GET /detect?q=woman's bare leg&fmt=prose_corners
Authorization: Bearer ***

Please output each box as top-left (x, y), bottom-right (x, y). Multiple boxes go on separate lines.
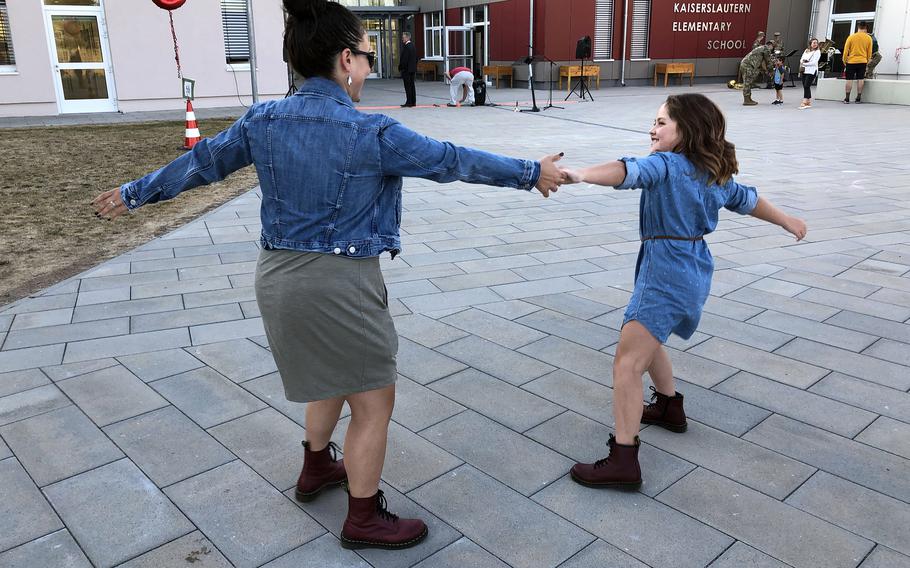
top-left (613, 321), bottom-right (662, 445)
top-left (305, 397), bottom-right (345, 450)
top-left (343, 384), bottom-right (396, 497)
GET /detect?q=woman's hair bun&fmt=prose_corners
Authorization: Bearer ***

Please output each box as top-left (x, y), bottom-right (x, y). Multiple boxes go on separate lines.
top-left (284, 0), bottom-right (328, 20)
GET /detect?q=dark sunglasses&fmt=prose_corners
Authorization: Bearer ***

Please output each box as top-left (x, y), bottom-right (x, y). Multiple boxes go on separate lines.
top-left (351, 49), bottom-right (376, 68)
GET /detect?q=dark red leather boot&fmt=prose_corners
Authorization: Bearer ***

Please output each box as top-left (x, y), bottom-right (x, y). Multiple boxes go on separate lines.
top-left (570, 434), bottom-right (642, 489)
top-left (641, 386), bottom-right (687, 432)
top-left (294, 441), bottom-right (347, 502)
top-left (340, 490), bottom-right (429, 550)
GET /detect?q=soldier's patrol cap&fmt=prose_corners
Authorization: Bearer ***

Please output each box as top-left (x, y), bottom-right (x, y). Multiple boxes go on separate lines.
top-left (773, 32), bottom-right (781, 36)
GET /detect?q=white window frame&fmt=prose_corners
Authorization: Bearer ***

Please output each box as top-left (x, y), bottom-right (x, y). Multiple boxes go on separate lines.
top-left (423, 11), bottom-right (443, 60)
top-left (0, 0), bottom-right (16, 73)
top-left (593, 0), bottom-right (614, 61)
top-left (221, 0), bottom-right (250, 68)
top-left (630, 0), bottom-right (651, 60)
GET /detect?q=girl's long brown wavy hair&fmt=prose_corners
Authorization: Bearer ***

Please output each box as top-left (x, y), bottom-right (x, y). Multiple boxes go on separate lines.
top-left (665, 93), bottom-right (738, 186)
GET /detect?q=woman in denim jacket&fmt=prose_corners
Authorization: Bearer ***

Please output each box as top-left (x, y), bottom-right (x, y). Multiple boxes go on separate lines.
top-left (92, 0), bottom-right (564, 551)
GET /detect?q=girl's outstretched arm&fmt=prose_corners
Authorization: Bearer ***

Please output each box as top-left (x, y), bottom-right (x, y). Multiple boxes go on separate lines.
top-left (562, 161), bottom-right (627, 187)
top-left (749, 197), bottom-right (807, 241)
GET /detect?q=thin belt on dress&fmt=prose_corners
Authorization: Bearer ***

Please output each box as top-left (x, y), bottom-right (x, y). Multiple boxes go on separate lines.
top-left (641, 235), bottom-right (704, 242)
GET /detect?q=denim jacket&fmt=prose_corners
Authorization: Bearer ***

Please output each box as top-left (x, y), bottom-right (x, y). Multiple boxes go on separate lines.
top-left (120, 77), bottom-right (541, 258)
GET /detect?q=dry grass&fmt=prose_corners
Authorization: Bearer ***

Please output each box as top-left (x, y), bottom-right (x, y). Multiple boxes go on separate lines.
top-left (0, 119), bottom-right (259, 306)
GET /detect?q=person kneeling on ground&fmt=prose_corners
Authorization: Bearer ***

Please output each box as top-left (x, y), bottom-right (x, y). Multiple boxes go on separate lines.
top-left (445, 65), bottom-right (475, 107)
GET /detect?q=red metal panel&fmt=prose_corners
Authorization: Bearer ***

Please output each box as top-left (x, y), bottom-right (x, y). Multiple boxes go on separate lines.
top-left (648, 1), bottom-right (771, 59)
top-left (489, 0), bottom-right (530, 61)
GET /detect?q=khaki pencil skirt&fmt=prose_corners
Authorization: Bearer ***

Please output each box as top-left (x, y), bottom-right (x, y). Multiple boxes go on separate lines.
top-left (254, 248), bottom-right (398, 402)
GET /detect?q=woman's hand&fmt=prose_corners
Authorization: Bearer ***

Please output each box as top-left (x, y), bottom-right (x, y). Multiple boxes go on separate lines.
top-left (560, 168), bottom-right (584, 184)
top-left (92, 188), bottom-right (129, 221)
top-left (535, 153), bottom-right (565, 198)
top-left (783, 216), bottom-right (807, 241)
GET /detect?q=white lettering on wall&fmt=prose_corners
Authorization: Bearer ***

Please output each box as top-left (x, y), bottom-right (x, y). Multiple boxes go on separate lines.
top-left (706, 39), bottom-right (747, 49)
top-left (673, 2), bottom-right (752, 13)
top-left (672, 21), bottom-right (734, 32)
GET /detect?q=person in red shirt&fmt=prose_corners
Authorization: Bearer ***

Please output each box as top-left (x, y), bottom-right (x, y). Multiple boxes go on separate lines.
top-left (445, 65), bottom-right (475, 106)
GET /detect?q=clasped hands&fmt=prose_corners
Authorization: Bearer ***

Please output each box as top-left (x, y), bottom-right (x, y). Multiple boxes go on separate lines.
top-left (534, 153), bottom-right (583, 198)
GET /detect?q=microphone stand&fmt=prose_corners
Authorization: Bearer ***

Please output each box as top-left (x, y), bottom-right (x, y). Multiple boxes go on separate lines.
top-left (541, 55), bottom-right (562, 111)
top-left (520, 55), bottom-right (541, 113)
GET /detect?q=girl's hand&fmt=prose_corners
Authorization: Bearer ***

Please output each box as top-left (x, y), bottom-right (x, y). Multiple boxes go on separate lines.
top-left (560, 168), bottom-right (584, 184)
top-left (784, 216), bottom-right (807, 241)
top-left (535, 153), bottom-right (565, 198)
top-left (92, 188), bottom-right (129, 221)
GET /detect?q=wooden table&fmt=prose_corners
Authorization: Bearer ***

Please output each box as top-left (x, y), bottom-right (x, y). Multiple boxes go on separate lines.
top-left (558, 65), bottom-right (600, 91)
top-left (482, 65), bottom-right (513, 88)
top-left (417, 61), bottom-right (438, 81)
top-left (653, 62), bottom-right (695, 87)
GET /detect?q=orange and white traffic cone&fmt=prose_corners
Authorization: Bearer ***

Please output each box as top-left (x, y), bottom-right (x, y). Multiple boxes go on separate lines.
top-left (182, 99), bottom-right (201, 150)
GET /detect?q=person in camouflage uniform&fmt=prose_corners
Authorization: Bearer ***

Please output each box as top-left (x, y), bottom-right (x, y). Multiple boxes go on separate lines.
top-left (752, 31), bottom-right (766, 49)
top-left (740, 42), bottom-right (772, 105)
top-left (866, 32), bottom-right (881, 78)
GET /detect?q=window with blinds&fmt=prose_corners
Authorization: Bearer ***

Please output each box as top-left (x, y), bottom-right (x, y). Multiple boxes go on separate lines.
top-left (594, 0), bottom-right (613, 60)
top-left (0, 1), bottom-right (15, 68)
top-left (221, 0), bottom-right (249, 64)
top-left (630, 0), bottom-right (650, 59)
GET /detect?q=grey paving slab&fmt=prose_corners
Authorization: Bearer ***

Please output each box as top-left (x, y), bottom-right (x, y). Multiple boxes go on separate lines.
top-left (798, 288), bottom-right (910, 322)
top-left (786, 471), bottom-right (910, 556)
top-left (0, 458), bottom-right (63, 553)
top-left (44, 459), bottom-right (193, 568)
top-left (392, 314), bottom-right (469, 348)
top-left (396, 337), bottom-right (468, 385)
top-left (63, 329), bottom-right (191, 364)
top-left (0, 437), bottom-right (9, 460)
top-left (748, 310), bottom-right (878, 352)
top-left (688, 337), bottom-right (827, 389)
top-left (187, 338), bottom-right (277, 383)
top-left (671, 379), bottom-right (771, 436)
top-left (642, 420), bottom-right (815, 499)
top-left (117, 348), bottom-right (204, 382)
top-left (490, 276), bottom-right (590, 301)
top-left (40, 358), bottom-right (118, 381)
top-left (164, 460), bottom-right (323, 568)
top-left (860, 546), bottom-right (910, 568)
top-left (183, 285), bottom-right (257, 308)
top-left (715, 372), bottom-right (877, 437)
top-left (208, 408), bottom-right (306, 492)
top-left (696, 312), bottom-right (794, 351)
top-left (0, 314), bottom-right (13, 332)
top-left (242, 372), bottom-right (314, 428)
top-left (131, 304), bottom-right (244, 333)
top-left (412, 537), bottom-right (509, 568)
top-left (708, 541), bottom-right (790, 568)
top-left (401, 287), bottom-right (506, 314)
top-left (522, 370), bottom-right (614, 426)
top-left (262, 533), bottom-right (370, 568)
top-left (71, 296), bottom-right (183, 323)
top-left (189, 317), bottom-right (265, 345)
top-left (150, 367), bottom-right (267, 428)
top-left (524, 292), bottom-right (614, 321)
top-left (0, 405), bottom-right (122, 487)
top-left (0, 344), bottom-right (65, 374)
top-left (0, 529), bottom-right (91, 568)
top-left (863, 337), bottom-right (910, 366)
top-left (130, 253), bottom-right (221, 273)
top-left (440, 308), bottom-right (547, 349)
top-left (422, 411), bottom-right (574, 496)
top-left (725, 287), bottom-right (841, 321)
top-left (10, 308), bottom-right (73, 331)
top-left (744, 414), bottom-right (910, 503)
top-left (74, 287), bottom-right (131, 307)
top-left (516, 309), bottom-right (617, 350)
top-left (2, 294), bottom-right (77, 315)
top-left (855, 416), bottom-right (910, 460)
top-left (660, 468), bottom-right (873, 568)
top-left (476, 299), bottom-right (543, 320)
top-left (392, 375), bottom-right (465, 432)
top-left (292, 479), bottom-right (461, 568)
top-left (3, 317), bottom-right (129, 351)
top-left (331, 418), bottom-right (462, 493)
top-left (103, 406), bottom-right (234, 487)
top-left (776, 338), bottom-right (910, 391)
top-left (436, 335), bottom-right (556, 386)
top-left (130, 276), bottom-right (233, 300)
top-left (0, 368), bottom-right (49, 398)
top-left (118, 531), bottom-right (232, 568)
top-left (57, 365), bottom-right (168, 427)
top-left (558, 539), bottom-right (650, 568)
top-left (535, 475), bottom-right (730, 568)
top-left (809, 373), bottom-right (910, 423)
top-left (412, 464), bottom-right (594, 568)
top-left (0, 384), bottom-right (70, 426)
top-left (431, 369), bottom-right (563, 432)
top-left (518, 336), bottom-right (614, 386)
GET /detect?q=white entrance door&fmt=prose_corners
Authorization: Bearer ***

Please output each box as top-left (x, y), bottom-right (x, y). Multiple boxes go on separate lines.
top-left (43, 5), bottom-right (117, 113)
top-left (367, 30), bottom-right (382, 79)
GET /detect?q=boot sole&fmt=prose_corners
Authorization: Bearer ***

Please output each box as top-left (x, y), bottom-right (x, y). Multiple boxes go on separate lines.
top-left (640, 418), bottom-right (688, 433)
top-left (340, 526), bottom-right (429, 550)
top-left (294, 478), bottom-right (347, 503)
top-left (570, 471), bottom-right (641, 490)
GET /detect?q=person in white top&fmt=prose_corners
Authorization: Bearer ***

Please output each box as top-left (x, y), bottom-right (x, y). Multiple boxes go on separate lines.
top-left (799, 38), bottom-right (822, 109)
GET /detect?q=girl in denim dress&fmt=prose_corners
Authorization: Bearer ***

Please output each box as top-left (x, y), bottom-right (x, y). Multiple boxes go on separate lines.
top-left (561, 94), bottom-right (807, 489)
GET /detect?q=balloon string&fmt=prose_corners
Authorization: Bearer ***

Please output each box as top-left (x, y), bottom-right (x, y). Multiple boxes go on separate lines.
top-left (169, 11), bottom-right (182, 79)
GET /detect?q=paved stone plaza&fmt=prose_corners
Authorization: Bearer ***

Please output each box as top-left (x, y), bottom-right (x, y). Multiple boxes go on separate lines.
top-left (1, 80), bottom-right (909, 568)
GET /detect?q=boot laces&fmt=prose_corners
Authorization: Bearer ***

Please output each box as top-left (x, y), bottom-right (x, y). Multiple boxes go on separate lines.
top-left (644, 386), bottom-right (663, 412)
top-left (593, 435), bottom-right (616, 468)
top-left (376, 490), bottom-right (399, 522)
top-left (326, 441), bottom-right (341, 462)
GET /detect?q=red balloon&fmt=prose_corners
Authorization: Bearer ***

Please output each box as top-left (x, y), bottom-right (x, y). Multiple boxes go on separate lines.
top-left (153, 0), bottom-right (186, 10)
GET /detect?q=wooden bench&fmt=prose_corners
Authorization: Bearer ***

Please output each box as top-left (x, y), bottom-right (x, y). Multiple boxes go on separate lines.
top-left (417, 61), bottom-right (438, 81)
top-left (558, 65), bottom-right (600, 91)
top-left (653, 62), bottom-right (695, 86)
top-left (482, 65), bottom-right (513, 88)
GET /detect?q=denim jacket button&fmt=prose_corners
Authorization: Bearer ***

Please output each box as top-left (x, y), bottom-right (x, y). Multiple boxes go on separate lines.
top-left (333, 247), bottom-right (342, 255)
top-left (129, 199), bottom-right (137, 206)
top-left (348, 246), bottom-right (357, 254)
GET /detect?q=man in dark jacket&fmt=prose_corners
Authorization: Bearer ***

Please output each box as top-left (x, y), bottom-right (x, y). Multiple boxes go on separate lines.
top-left (399, 32), bottom-right (417, 107)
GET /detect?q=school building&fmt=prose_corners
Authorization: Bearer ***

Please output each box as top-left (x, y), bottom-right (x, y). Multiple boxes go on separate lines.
top-left (1, 0), bottom-right (907, 117)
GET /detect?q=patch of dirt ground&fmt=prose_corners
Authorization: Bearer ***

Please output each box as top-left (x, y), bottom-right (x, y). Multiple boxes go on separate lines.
top-left (0, 119), bottom-right (259, 307)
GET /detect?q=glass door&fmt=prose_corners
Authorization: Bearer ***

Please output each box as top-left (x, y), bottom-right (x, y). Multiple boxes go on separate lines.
top-left (445, 26), bottom-right (473, 76)
top-left (43, 4), bottom-right (117, 113)
top-left (367, 30), bottom-right (382, 78)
